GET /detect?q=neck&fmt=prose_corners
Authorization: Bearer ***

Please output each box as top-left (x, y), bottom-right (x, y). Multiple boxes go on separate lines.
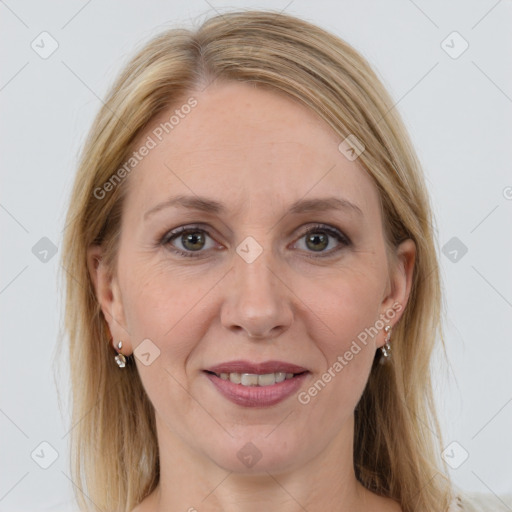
top-left (145, 414), bottom-right (373, 512)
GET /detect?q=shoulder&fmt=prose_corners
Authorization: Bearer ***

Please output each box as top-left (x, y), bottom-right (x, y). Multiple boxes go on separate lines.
top-left (450, 488), bottom-right (512, 512)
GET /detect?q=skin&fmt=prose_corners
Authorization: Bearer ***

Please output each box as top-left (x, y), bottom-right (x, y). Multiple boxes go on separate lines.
top-left (88, 80), bottom-right (415, 512)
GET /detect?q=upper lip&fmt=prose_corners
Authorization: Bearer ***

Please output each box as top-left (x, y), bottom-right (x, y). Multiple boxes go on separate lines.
top-left (205, 360), bottom-right (309, 375)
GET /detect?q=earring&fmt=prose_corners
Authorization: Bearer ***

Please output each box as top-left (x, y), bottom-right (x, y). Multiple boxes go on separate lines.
top-left (114, 340), bottom-right (127, 368)
top-left (379, 325), bottom-right (392, 364)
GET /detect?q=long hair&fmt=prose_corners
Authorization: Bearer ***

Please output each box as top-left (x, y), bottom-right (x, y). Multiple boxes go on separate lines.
top-left (58, 9), bottom-right (453, 511)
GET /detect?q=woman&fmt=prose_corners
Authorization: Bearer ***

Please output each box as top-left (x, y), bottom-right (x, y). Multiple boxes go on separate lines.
top-left (60, 9), bottom-right (511, 512)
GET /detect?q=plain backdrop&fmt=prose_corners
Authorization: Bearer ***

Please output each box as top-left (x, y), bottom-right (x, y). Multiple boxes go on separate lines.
top-left (1, 1), bottom-right (511, 510)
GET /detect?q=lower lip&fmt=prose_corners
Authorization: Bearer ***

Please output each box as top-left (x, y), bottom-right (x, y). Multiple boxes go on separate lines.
top-left (204, 371), bottom-right (309, 407)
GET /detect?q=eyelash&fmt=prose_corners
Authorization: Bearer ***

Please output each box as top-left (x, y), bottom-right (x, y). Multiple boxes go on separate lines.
top-left (159, 223), bottom-right (351, 259)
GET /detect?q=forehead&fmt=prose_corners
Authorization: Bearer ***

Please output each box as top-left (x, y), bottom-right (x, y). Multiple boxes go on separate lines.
top-left (124, 81), bottom-right (380, 221)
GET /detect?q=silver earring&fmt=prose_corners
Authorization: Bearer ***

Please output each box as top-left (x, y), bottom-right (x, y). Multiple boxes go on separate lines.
top-left (114, 340), bottom-right (127, 368)
top-left (379, 325), bottom-right (392, 364)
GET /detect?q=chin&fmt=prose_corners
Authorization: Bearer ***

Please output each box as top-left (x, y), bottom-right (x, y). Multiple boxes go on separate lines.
top-left (204, 430), bottom-right (306, 474)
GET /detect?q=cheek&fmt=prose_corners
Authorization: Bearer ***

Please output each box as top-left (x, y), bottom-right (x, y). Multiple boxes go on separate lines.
top-left (120, 259), bottom-right (216, 366)
top-left (120, 264), bottom-right (208, 416)
top-left (300, 265), bottom-right (384, 352)
top-left (295, 293), bottom-right (380, 437)
top-left (121, 251), bottom-right (184, 329)
top-left (294, 266), bottom-right (384, 406)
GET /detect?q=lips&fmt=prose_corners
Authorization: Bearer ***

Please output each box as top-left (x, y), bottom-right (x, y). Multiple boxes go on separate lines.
top-left (204, 360), bottom-right (308, 375)
top-left (203, 360), bottom-right (310, 407)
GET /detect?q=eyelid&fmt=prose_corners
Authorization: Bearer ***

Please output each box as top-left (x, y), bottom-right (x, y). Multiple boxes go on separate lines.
top-left (160, 223), bottom-right (214, 245)
top-left (295, 224), bottom-right (351, 246)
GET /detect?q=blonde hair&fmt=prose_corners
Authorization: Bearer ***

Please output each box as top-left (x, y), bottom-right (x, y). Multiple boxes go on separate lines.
top-left (59, 9), bottom-right (453, 512)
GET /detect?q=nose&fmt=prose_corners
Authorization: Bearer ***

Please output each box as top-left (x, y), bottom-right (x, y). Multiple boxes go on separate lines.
top-left (220, 248), bottom-right (294, 340)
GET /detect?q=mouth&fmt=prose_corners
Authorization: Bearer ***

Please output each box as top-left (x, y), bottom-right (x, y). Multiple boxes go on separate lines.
top-left (202, 360), bottom-right (310, 407)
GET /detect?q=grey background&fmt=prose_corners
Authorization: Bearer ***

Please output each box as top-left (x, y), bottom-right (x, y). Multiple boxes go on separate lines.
top-left (1, 1), bottom-right (511, 510)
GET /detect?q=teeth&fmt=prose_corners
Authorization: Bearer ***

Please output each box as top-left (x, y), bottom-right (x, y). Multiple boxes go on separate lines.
top-left (241, 374), bottom-right (259, 386)
top-left (229, 373), bottom-right (241, 384)
top-left (257, 373), bottom-right (275, 386)
top-left (217, 372), bottom-right (298, 386)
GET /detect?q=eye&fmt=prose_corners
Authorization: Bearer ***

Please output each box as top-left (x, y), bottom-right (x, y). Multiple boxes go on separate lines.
top-left (161, 225), bottom-right (218, 258)
top-left (293, 224), bottom-right (351, 257)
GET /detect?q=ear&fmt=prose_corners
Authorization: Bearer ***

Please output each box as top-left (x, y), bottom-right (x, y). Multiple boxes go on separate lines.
top-left (87, 244), bottom-right (133, 355)
top-left (378, 238), bottom-right (416, 347)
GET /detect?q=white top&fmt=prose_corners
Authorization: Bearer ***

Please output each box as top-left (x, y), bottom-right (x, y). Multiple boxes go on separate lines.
top-left (450, 488), bottom-right (512, 511)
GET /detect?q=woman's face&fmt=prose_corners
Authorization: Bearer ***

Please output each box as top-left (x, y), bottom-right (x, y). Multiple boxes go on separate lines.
top-left (91, 80), bottom-right (415, 474)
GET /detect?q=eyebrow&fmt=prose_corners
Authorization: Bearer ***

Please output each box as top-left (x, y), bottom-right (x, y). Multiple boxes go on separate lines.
top-left (143, 194), bottom-right (364, 220)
